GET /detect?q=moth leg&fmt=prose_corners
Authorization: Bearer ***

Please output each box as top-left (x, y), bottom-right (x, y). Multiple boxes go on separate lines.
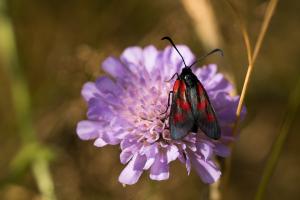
top-left (165, 73), bottom-right (179, 82)
top-left (161, 91), bottom-right (173, 115)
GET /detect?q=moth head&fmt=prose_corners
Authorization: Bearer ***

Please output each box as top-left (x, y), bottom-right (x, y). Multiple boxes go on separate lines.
top-left (181, 68), bottom-right (197, 87)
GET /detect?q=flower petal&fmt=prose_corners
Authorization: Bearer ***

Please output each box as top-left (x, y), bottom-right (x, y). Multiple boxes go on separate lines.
top-left (160, 45), bottom-right (195, 79)
top-left (120, 149), bottom-right (134, 164)
top-left (118, 154), bottom-right (146, 185)
top-left (195, 64), bottom-right (217, 82)
top-left (216, 97), bottom-right (240, 123)
top-left (167, 145), bottom-right (179, 163)
top-left (189, 152), bottom-right (221, 184)
top-left (76, 120), bottom-right (102, 140)
top-left (214, 143), bottom-right (230, 157)
top-left (197, 141), bottom-right (214, 161)
top-left (120, 46), bottom-right (143, 75)
top-left (186, 154), bottom-right (191, 175)
top-left (81, 82), bottom-right (100, 101)
top-left (102, 57), bottom-right (129, 79)
top-left (173, 45), bottom-right (195, 67)
top-left (133, 154), bottom-right (147, 171)
top-left (120, 136), bottom-right (137, 150)
top-left (143, 144), bottom-right (158, 170)
top-left (94, 137), bottom-right (107, 147)
top-left (95, 76), bottom-right (121, 96)
top-left (120, 138), bottom-right (143, 164)
top-left (143, 45), bottom-right (158, 74)
top-left (205, 73), bottom-right (232, 93)
top-left (101, 131), bottom-right (121, 145)
top-left (150, 153), bottom-right (169, 181)
top-left (87, 98), bottom-right (114, 121)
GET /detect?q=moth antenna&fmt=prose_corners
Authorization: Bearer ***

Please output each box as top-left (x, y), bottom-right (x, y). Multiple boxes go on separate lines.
top-left (161, 36), bottom-right (188, 68)
top-left (165, 73), bottom-right (179, 82)
top-left (189, 48), bottom-right (223, 68)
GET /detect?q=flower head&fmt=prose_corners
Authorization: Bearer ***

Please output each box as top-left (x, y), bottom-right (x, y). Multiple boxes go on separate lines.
top-left (76, 45), bottom-right (245, 185)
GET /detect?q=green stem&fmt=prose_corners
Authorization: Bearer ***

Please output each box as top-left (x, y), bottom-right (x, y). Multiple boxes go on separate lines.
top-left (0, 1), bottom-right (56, 199)
top-left (32, 157), bottom-right (56, 200)
top-left (254, 78), bottom-right (300, 200)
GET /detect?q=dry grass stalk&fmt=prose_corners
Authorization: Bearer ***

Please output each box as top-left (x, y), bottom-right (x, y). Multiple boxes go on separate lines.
top-left (181, 0), bottom-right (222, 50)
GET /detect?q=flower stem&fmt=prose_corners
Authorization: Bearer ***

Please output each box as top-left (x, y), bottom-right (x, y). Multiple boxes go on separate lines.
top-left (209, 181), bottom-right (221, 200)
top-left (0, 1), bottom-right (56, 199)
top-left (254, 78), bottom-right (300, 200)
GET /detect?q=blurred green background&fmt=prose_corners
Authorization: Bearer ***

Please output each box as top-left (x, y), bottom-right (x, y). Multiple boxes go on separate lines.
top-left (0, 0), bottom-right (299, 199)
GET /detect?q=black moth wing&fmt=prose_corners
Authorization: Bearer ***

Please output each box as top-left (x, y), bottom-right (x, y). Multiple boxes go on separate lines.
top-left (194, 81), bottom-right (221, 140)
top-left (169, 80), bottom-right (194, 140)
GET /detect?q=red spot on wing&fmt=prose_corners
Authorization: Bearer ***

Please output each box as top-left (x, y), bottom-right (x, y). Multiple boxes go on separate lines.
top-left (176, 98), bottom-right (190, 111)
top-left (197, 100), bottom-right (206, 110)
top-left (176, 99), bottom-right (191, 111)
top-left (179, 81), bottom-right (186, 97)
top-left (174, 113), bottom-right (184, 123)
top-left (173, 80), bottom-right (181, 93)
top-left (197, 83), bottom-right (204, 95)
top-left (207, 113), bottom-right (215, 122)
top-left (180, 101), bottom-right (191, 111)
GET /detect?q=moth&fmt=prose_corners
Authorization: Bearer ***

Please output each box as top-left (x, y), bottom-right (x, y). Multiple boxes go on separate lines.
top-left (162, 37), bottom-right (222, 140)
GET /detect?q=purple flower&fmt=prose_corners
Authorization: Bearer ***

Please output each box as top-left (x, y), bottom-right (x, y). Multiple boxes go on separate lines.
top-left (76, 45), bottom-right (246, 185)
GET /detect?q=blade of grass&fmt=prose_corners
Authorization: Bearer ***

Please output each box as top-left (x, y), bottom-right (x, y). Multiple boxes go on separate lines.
top-left (254, 78), bottom-right (300, 200)
top-left (220, 0), bottom-right (278, 195)
top-left (219, 0), bottom-right (253, 188)
top-left (0, 1), bottom-right (56, 199)
top-left (228, 0), bottom-right (278, 181)
top-left (181, 0), bottom-right (222, 50)
top-left (236, 0), bottom-right (278, 125)
top-left (223, 0), bottom-right (252, 65)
